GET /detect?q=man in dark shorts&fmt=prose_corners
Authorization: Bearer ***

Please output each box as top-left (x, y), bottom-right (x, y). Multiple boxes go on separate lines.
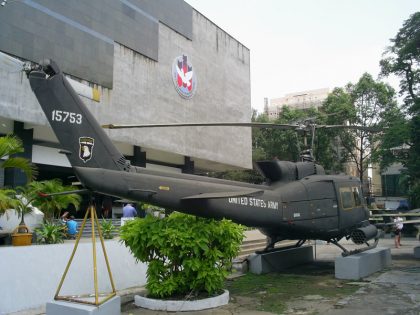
top-left (393, 216), bottom-right (403, 248)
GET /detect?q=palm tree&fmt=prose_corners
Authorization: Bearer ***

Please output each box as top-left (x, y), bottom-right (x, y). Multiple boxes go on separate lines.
top-left (0, 179), bottom-right (81, 230)
top-left (0, 134), bottom-right (37, 183)
top-left (0, 188), bottom-right (18, 217)
top-left (29, 179), bottom-right (81, 221)
top-left (0, 186), bottom-right (37, 231)
top-left (0, 134), bottom-right (37, 216)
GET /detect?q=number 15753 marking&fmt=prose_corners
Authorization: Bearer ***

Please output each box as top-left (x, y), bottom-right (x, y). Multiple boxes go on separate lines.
top-left (51, 110), bottom-right (82, 124)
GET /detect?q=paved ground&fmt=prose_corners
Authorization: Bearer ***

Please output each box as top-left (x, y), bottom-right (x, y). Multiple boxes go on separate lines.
top-left (9, 234), bottom-right (420, 315)
top-left (121, 236), bottom-right (420, 315)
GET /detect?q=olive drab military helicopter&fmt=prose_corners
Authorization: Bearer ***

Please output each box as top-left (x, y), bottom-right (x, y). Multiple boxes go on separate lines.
top-left (26, 59), bottom-right (383, 257)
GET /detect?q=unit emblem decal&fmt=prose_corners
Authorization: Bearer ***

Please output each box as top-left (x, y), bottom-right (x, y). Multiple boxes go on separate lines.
top-left (79, 137), bottom-right (94, 163)
top-left (172, 55), bottom-right (197, 99)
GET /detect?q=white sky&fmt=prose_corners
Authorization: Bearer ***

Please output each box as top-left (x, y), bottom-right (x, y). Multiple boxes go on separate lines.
top-left (185, 0), bottom-right (420, 112)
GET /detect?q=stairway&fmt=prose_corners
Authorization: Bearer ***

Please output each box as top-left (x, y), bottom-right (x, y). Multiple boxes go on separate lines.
top-left (73, 218), bottom-right (121, 238)
top-left (236, 230), bottom-right (298, 260)
top-left (237, 237), bottom-right (268, 260)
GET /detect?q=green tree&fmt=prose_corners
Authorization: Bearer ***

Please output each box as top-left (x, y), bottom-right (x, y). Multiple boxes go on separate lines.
top-left (380, 12), bottom-right (420, 206)
top-left (371, 106), bottom-right (410, 170)
top-left (253, 106), bottom-right (319, 162)
top-left (0, 134), bottom-right (37, 184)
top-left (316, 88), bottom-right (354, 173)
top-left (321, 74), bottom-right (398, 187)
top-left (380, 12), bottom-right (419, 113)
top-left (0, 188), bottom-right (18, 216)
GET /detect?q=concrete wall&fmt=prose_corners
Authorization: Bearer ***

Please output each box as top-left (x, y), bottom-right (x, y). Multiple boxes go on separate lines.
top-left (105, 16), bottom-right (252, 169)
top-left (0, 240), bottom-right (147, 314)
top-left (0, 1), bottom-right (252, 170)
top-left (0, 0), bottom-right (192, 87)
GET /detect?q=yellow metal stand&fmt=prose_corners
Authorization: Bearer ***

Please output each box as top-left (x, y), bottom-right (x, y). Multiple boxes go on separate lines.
top-left (54, 205), bottom-right (116, 306)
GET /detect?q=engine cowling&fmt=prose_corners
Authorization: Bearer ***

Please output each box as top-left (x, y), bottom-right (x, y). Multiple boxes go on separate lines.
top-left (255, 160), bottom-right (325, 184)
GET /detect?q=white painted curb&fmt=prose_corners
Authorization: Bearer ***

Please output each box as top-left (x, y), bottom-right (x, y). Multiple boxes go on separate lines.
top-left (134, 290), bottom-right (229, 311)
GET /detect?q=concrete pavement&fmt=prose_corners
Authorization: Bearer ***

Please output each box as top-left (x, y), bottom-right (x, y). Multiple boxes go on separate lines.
top-left (8, 233), bottom-right (420, 315)
top-left (121, 236), bottom-right (420, 315)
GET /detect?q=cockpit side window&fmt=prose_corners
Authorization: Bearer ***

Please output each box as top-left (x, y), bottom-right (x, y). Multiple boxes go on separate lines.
top-left (340, 187), bottom-right (353, 209)
top-left (352, 187), bottom-right (362, 206)
top-left (340, 186), bottom-right (363, 209)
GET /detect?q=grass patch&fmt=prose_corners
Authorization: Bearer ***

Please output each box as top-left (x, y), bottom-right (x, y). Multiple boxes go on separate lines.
top-left (225, 264), bottom-right (360, 314)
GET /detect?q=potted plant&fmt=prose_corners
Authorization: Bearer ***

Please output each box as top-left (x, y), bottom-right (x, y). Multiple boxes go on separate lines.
top-left (120, 211), bottom-right (244, 309)
top-left (0, 179), bottom-right (81, 246)
top-left (0, 186), bottom-right (37, 246)
top-left (0, 133), bottom-right (37, 244)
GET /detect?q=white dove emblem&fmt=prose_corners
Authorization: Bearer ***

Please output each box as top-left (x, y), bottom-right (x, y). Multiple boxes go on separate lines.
top-left (176, 65), bottom-right (193, 87)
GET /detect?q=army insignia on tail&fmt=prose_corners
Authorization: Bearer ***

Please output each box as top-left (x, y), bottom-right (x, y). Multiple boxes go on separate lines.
top-left (79, 137), bottom-right (94, 163)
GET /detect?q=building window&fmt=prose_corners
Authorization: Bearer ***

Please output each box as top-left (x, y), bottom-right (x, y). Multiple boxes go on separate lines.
top-left (381, 174), bottom-right (408, 197)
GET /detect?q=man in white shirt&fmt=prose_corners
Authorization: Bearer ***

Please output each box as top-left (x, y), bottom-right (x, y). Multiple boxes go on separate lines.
top-left (393, 216), bottom-right (404, 248)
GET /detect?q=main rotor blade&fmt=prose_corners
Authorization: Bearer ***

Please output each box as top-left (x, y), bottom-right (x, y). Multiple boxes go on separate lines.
top-left (379, 219), bottom-right (420, 226)
top-left (316, 125), bottom-right (383, 132)
top-left (102, 122), bottom-right (302, 130)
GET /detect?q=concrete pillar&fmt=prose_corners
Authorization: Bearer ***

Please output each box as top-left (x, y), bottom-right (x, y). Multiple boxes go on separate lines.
top-left (46, 296), bottom-right (120, 315)
top-left (335, 247), bottom-right (391, 280)
top-left (131, 146), bottom-right (146, 167)
top-left (248, 246), bottom-right (314, 274)
top-left (182, 156), bottom-right (194, 174)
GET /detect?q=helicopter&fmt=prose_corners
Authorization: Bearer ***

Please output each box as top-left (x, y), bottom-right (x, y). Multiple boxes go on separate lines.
top-left (26, 59), bottom-right (387, 257)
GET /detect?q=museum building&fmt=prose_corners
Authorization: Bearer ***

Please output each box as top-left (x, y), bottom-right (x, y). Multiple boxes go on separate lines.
top-left (0, 0), bottom-right (252, 188)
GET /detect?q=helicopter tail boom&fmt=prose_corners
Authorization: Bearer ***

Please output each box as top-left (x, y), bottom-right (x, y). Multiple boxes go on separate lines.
top-left (27, 60), bottom-right (129, 172)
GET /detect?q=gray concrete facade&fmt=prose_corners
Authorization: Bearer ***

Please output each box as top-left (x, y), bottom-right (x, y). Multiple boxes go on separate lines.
top-left (0, 1), bottom-right (251, 171)
top-left (0, 0), bottom-right (192, 87)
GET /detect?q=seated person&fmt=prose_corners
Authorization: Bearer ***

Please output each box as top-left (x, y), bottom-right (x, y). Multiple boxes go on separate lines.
top-left (66, 216), bottom-right (78, 239)
top-left (60, 211), bottom-right (69, 224)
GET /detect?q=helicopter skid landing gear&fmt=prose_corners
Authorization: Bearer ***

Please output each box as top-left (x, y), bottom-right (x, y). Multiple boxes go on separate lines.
top-left (256, 238), bottom-right (307, 255)
top-left (329, 237), bottom-right (379, 257)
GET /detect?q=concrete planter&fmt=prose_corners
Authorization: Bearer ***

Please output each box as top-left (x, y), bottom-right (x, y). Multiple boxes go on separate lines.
top-left (11, 232), bottom-right (33, 246)
top-left (11, 225), bottom-right (32, 246)
top-left (134, 290), bottom-right (229, 311)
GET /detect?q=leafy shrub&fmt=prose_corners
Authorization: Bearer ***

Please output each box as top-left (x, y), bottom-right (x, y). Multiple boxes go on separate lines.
top-left (120, 212), bottom-right (244, 299)
top-left (35, 221), bottom-right (66, 244)
top-left (100, 219), bottom-right (117, 239)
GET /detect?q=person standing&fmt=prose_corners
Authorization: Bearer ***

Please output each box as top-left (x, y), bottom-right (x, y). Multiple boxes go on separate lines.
top-left (101, 196), bottom-right (113, 219)
top-left (121, 203), bottom-right (137, 226)
top-left (393, 216), bottom-right (404, 248)
top-left (122, 203), bottom-right (137, 218)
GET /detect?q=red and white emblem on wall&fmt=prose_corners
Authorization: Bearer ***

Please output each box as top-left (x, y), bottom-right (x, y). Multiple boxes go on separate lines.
top-left (172, 55), bottom-right (197, 99)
